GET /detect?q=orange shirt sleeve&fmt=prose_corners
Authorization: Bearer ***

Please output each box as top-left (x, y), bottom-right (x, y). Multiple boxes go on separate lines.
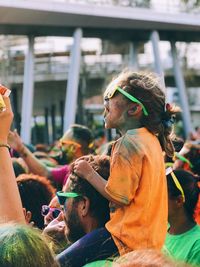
top-left (105, 139), bottom-right (143, 205)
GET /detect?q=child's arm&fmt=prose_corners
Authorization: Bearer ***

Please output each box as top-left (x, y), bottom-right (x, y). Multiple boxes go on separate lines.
top-left (0, 96), bottom-right (25, 223)
top-left (8, 130), bottom-right (52, 178)
top-left (73, 159), bottom-right (123, 205)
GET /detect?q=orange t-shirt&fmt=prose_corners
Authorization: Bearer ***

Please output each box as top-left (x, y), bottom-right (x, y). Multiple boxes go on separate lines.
top-left (105, 128), bottom-right (168, 255)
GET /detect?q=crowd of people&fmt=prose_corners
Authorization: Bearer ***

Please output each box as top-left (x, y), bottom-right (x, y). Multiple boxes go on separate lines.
top-left (0, 70), bottom-right (200, 267)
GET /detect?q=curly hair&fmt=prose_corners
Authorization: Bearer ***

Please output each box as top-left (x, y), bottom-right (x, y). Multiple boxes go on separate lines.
top-left (17, 174), bottom-right (56, 229)
top-left (110, 71), bottom-right (180, 157)
top-left (68, 155), bottom-right (110, 227)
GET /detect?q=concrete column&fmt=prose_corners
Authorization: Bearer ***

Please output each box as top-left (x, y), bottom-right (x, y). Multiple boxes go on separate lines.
top-left (63, 28), bottom-right (82, 132)
top-left (128, 42), bottom-right (138, 70)
top-left (150, 30), bottom-right (165, 88)
top-left (170, 41), bottom-right (193, 138)
top-left (21, 36), bottom-right (35, 143)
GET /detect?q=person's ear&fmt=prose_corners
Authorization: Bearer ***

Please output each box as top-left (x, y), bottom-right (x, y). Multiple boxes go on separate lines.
top-left (127, 104), bottom-right (142, 116)
top-left (79, 197), bottom-right (90, 217)
top-left (23, 208), bottom-right (32, 224)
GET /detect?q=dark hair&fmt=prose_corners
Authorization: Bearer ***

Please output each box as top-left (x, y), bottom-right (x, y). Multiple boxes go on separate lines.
top-left (16, 174), bottom-right (55, 229)
top-left (185, 145), bottom-right (200, 176)
top-left (167, 169), bottom-right (200, 221)
top-left (65, 124), bottom-right (94, 155)
top-left (165, 136), bottom-right (184, 164)
top-left (172, 137), bottom-right (185, 153)
top-left (12, 158), bottom-right (26, 177)
top-left (113, 71), bottom-right (180, 157)
top-left (72, 124), bottom-right (93, 143)
top-left (68, 155), bottom-right (110, 226)
top-left (35, 144), bottom-right (49, 153)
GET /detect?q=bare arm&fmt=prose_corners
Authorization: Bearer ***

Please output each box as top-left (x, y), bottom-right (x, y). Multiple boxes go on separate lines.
top-left (73, 159), bottom-right (123, 205)
top-left (8, 130), bottom-right (52, 178)
top-left (0, 96), bottom-right (25, 223)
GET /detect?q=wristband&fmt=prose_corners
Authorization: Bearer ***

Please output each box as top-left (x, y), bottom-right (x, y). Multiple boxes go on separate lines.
top-left (0, 143), bottom-right (10, 149)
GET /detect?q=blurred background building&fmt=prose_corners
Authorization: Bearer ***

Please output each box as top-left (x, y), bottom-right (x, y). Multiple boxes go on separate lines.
top-left (0, 0), bottom-right (199, 143)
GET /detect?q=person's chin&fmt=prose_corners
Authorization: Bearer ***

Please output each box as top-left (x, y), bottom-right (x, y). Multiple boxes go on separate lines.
top-left (104, 123), bottom-right (109, 129)
top-left (104, 119), bottom-right (111, 129)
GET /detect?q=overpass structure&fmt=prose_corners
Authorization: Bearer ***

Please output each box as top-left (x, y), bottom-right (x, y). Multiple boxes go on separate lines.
top-left (0, 0), bottom-right (199, 142)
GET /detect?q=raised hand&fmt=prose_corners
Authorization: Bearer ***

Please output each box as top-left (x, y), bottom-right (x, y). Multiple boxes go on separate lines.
top-left (73, 159), bottom-right (95, 181)
top-left (0, 96), bottom-right (13, 143)
top-left (8, 129), bottom-right (24, 151)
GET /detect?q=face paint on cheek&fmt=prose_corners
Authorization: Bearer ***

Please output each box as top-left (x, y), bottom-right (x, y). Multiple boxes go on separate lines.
top-left (65, 146), bottom-right (74, 157)
top-left (114, 100), bottom-right (128, 121)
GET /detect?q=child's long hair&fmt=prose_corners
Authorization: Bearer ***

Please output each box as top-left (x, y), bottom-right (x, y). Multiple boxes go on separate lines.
top-left (115, 71), bottom-right (180, 157)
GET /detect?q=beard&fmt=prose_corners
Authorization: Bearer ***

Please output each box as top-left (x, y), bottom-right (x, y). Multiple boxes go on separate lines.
top-left (53, 149), bottom-right (74, 165)
top-left (65, 208), bottom-right (86, 243)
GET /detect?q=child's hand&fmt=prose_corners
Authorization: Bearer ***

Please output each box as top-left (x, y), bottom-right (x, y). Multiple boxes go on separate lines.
top-left (73, 159), bottom-right (95, 181)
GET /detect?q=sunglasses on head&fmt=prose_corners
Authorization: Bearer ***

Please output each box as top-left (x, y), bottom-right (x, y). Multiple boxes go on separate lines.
top-left (41, 205), bottom-right (61, 218)
top-left (166, 167), bottom-right (185, 202)
top-left (104, 86), bottom-right (148, 116)
top-left (56, 191), bottom-right (82, 206)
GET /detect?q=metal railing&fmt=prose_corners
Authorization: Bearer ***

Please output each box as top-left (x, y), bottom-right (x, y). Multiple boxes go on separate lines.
top-left (21, 0), bottom-right (200, 14)
top-left (1, 49), bottom-right (200, 84)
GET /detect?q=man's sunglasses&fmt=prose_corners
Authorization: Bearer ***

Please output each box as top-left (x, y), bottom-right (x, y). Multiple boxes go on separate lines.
top-left (41, 205), bottom-right (61, 219)
top-left (166, 167), bottom-right (185, 202)
top-left (56, 191), bottom-right (82, 206)
top-left (104, 86), bottom-right (148, 116)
